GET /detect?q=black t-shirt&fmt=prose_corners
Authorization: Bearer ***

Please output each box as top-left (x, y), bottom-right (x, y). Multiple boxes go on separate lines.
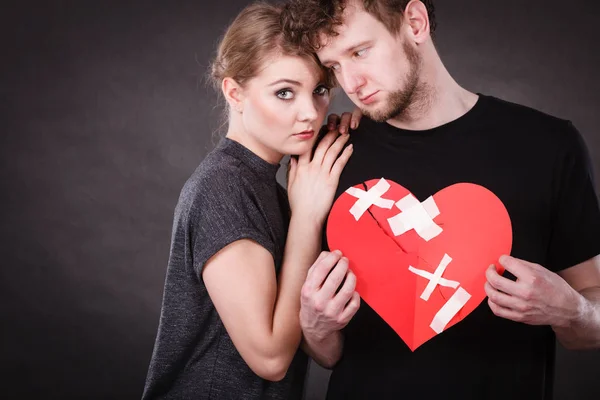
top-left (142, 138), bottom-right (308, 399)
top-left (323, 94), bottom-right (600, 400)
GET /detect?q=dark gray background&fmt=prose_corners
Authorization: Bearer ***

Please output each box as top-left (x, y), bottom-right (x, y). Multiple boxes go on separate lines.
top-left (1, 0), bottom-right (599, 399)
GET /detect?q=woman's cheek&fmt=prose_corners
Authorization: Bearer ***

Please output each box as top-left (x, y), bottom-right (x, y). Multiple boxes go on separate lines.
top-left (316, 97), bottom-right (330, 121)
top-left (253, 97), bottom-right (284, 131)
top-left (264, 99), bottom-right (294, 132)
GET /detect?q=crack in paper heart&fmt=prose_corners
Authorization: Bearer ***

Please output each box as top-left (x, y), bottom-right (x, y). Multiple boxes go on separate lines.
top-left (361, 183), bottom-right (449, 301)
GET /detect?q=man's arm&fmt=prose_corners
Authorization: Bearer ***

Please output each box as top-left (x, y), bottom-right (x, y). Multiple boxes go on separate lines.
top-left (554, 255), bottom-right (600, 349)
top-left (301, 330), bottom-right (345, 369)
top-left (485, 254), bottom-right (600, 350)
top-left (299, 252), bottom-right (360, 368)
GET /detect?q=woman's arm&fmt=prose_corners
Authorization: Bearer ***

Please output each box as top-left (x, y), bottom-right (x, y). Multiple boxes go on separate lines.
top-left (202, 223), bottom-right (337, 381)
top-left (202, 131), bottom-right (353, 381)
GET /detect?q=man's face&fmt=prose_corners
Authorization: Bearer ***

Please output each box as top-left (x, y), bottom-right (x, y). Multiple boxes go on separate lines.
top-left (317, 0), bottom-right (423, 122)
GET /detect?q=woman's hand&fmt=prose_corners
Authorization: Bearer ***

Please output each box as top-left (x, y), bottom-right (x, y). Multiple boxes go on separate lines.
top-left (287, 131), bottom-right (353, 224)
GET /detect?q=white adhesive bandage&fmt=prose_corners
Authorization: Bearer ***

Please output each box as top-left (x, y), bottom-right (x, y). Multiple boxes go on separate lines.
top-left (387, 194), bottom-right (442, 241)
top-left (408, 254), bottom-right (457, 301)
top-left (345, 178), bottom-right (395, 221)
top-left (430, 287), bottom-right (472, 334)
top-left (408, 266), bottom-right (460, 291)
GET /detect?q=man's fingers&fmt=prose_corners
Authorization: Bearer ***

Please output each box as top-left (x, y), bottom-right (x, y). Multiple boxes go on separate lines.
top-left (338, 112), bottom-right (352, 134)
top-left (303, 250), bottom-right (343, 291)
top-left (307, 251), bottom-right (332, 276)
top-left (338, 291), bottom-right (361, 324)
top-left (488, 298), bottom-right (523, 322)
top-left (330, 270), bottom-right (357, 314)
top-left (486, 264), bottom-right (519, 296)
top-left (320, 257), bottom-right (350, 297)
top-left (327, 113), bottom-right (340, 131)
top-left (350, 107), bottom-right (362, 130)
top-left (314, 250), bottom-right (331, 265)
top-left (484, 282), bottom-right (526, 312)
top-left (499, 255), bottom-right (536, 280)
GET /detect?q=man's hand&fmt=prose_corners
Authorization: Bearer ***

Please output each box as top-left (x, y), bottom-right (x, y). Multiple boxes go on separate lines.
top-left (300, 251), bottom-right (360, 341)
top-left (485, 255), bottom-right (583, 328)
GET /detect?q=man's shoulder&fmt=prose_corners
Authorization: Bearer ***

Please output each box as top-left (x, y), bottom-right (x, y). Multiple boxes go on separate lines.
top-left (480, 94), bottom-right (580, 147)
top-left (482, 94), bottom-right (572, 130)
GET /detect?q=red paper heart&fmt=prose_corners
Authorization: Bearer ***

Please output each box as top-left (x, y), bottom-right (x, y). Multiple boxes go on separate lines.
top-left (327, 179), bottom-right (512, 351)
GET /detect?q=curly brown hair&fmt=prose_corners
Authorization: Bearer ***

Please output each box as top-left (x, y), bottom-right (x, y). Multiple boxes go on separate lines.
top-left (281, 0), bottom-right (436, 53)
top-left (209, 2), bottom-right (336, 93)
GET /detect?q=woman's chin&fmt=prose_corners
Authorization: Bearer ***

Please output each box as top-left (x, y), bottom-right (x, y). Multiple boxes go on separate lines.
top-left (284, 138), bottom-right (316, 157)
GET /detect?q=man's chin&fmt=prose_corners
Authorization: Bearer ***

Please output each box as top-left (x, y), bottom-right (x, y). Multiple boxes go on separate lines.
top-left (362, 106), bottom-right (394, 123)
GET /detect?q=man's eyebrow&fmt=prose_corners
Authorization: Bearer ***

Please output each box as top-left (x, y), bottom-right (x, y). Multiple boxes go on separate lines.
top-left (321, 40), bottom-right (373, 66)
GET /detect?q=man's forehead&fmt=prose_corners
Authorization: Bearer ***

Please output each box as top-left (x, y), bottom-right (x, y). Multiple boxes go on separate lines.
top-left (316, 3), bottom-right (363, 57)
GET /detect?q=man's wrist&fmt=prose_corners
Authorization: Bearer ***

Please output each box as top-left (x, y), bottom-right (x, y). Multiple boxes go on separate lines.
top-left (305, 328), bottom-right (341, 344)
top-left (554, 290), bottom-right (588, 331)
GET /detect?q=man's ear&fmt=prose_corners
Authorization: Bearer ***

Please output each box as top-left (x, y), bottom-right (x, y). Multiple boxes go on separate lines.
top-left (222, 77), bottom-right (245, 113)
top-left (404, 0), bottom-right (431, 44)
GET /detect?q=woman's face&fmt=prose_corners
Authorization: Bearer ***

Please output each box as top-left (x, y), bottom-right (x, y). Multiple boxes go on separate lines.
top-left (237, 54), bottom-right (331, 163)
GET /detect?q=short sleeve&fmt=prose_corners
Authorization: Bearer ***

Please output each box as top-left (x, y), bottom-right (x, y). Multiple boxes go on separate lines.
top-left (546, 122), bottom-right (600, 272)
top-left (187, 171), bottom-right (276, 279)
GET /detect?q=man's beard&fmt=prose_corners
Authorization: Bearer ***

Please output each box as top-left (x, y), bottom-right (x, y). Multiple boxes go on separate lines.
top-left (363, 40), bottom-right (425, 122)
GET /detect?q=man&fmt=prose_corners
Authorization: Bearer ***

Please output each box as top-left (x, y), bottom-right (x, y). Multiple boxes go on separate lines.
top-left (283, 0), bottom-right (600, 399)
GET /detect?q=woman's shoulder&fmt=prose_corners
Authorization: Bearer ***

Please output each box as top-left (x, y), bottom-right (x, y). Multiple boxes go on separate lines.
top-left (178, 150), bottom-right (248, 211)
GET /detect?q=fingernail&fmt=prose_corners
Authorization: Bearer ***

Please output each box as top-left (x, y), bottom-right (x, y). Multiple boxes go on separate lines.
top-left (351, 121), bottom-right (357, 129)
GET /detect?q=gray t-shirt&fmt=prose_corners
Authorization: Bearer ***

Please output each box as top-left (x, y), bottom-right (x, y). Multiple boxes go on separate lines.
top-left (142, 138), bottom-right (308, 399)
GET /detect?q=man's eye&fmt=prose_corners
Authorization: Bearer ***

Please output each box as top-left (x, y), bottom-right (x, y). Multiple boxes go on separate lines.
top-left (355, 48), bottom-right (368, 57)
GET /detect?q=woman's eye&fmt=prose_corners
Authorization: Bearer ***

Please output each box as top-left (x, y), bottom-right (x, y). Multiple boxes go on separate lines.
top-left (314, 85), bottom-right (330, 96)
top-left (276, 89), bottom-right (294, 100)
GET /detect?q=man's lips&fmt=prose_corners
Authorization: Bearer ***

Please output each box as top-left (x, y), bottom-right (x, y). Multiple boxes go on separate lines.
top-left (359, 91), bottom-right (379, 104)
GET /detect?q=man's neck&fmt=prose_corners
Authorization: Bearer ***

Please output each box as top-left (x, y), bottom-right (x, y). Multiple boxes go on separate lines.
top-left (387, 54), bottom-right (478, 131)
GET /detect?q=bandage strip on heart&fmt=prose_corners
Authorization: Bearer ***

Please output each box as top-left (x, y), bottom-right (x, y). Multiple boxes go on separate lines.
top-left (345, 178), bottom-right (471, 334)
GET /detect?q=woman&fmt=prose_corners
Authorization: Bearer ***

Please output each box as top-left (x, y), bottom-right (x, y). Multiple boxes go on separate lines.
top-left (142, 2), bottom-right (360, 399)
